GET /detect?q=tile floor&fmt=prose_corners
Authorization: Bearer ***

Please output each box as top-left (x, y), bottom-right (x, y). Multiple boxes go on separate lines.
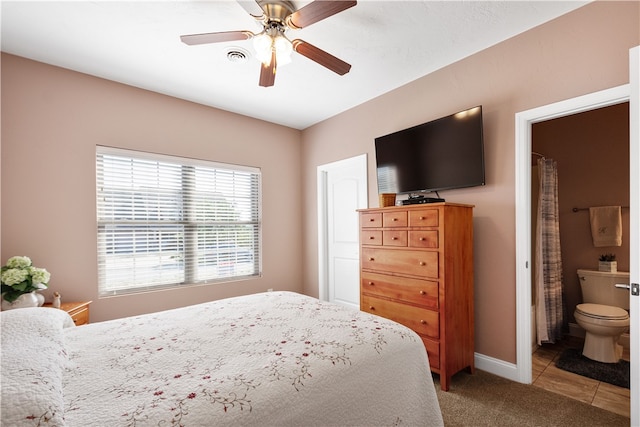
top-left (532, 336), bottom-right (630, 418)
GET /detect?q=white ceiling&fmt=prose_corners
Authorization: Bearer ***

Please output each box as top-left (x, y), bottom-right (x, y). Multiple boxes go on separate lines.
top-left (1, 1), bottom-right (589, 130)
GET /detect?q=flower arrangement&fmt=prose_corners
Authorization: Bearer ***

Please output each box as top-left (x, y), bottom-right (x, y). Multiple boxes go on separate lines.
top-left (598, 253), bottom-right (617, 272)
top-left (1, 256), bottom-right (50, 303)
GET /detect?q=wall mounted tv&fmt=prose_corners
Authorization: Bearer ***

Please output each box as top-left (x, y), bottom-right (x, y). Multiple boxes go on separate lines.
top-left (375, 105), bottom-right (485, 197)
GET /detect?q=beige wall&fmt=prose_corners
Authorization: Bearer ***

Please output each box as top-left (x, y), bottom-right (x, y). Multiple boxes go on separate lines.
top-left (301, 1), bottom-right (639, 363)
top-left (1, 54), bottom-right (303, 322)
top-left (532, 102), bottom-right (630, 324)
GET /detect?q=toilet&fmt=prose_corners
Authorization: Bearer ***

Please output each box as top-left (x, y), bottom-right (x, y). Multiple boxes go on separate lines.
top-left (574, 269), bottom-right (630, 363)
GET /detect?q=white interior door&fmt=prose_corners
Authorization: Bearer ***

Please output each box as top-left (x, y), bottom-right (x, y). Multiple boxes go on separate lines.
top-left (317, 154), bottom-right (367, 308)
top-left (628, 45), bottom-right (639, 426)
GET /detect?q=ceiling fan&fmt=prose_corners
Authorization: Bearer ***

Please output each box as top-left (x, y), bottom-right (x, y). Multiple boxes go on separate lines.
top-left (180, 0), bottom-right (357, 87)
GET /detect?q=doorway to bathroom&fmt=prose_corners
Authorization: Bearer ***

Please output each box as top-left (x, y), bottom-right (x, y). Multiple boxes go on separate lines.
top-left (515, 45), bottom-right (639, 426)
top-left (529, 102), bottom-right (631, 416)
top-left (531, 102), bottom-right (630, 345)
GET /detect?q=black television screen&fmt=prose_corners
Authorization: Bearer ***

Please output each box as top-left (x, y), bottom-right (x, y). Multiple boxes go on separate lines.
top-left (375, 106), bottom-right (485, 195)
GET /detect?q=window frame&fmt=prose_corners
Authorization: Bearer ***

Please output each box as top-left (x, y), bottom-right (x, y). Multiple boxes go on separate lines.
top-left (96, 146), bottom-right (262, 297)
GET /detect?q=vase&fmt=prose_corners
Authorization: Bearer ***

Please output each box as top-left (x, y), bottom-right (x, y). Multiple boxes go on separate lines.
top-left (1, 291), bottom-right (40, 310)
top-left (35, 292), bottom-right (46, 306)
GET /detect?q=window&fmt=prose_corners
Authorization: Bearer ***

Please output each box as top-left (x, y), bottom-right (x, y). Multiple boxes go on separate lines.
top-left (96, 146), bottom-right (261, 296)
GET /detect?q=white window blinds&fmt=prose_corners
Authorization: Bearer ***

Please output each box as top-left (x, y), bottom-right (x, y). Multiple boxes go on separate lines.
top-left (96, 146), bottom-right (261, 296)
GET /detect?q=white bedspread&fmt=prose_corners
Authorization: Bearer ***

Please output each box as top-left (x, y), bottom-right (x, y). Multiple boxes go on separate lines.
top-left (1, 307), bottom-right (75, 426)
top-left (3, 291), bottom-right (443, 426)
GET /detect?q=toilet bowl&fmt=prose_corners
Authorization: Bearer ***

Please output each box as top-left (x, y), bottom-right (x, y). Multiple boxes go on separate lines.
top-left (575, 269), bottom-right (630, 364)
top-left (574, 303), bottom-right (629, 363)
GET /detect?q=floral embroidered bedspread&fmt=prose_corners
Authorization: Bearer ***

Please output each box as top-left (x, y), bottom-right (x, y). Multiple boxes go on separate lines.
top-left (3, 291), bottom-right (443, 426)
top-left (1, 307), bottom-right (74, 426)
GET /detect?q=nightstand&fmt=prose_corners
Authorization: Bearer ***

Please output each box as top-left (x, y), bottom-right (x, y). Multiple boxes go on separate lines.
top-left (44, 301), bottom-right (92, 326)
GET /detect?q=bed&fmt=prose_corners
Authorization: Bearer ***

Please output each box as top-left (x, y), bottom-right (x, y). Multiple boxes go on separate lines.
top-left (1, 291), bottom-right (443, 426)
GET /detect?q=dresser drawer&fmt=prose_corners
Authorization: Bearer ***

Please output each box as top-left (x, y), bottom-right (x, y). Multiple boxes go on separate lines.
top-left (383, 230), bottom-right (407, 246)
top-left (362, 295), bottom-right (439, 339)
top-left (383, 211), bottom-right (408, 227)
top-left (361, 272), bottom-right (438, 309)
top-left (421, 337), bottom-right (440, 370)
top-left (409, 230), bottom-right (438, 248)
top-left (409, 209), bottom-right (439, 227)
top-left (361, 230), bottom-right (382, 245)
top-left (361, 213), bottom-right (382, 228)
top-left (361, 247), bottom-right (438, 279)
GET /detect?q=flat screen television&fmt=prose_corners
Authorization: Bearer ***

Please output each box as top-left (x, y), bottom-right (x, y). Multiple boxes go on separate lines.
top-left (375, 106), bottom-right (485, 197)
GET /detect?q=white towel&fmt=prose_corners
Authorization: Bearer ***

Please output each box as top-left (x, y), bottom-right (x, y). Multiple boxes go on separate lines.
top-left (589, 206), bottom-right (622, 247)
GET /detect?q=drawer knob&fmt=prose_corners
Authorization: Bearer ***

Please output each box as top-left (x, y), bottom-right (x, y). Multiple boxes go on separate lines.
top-left (419, 216), bottom-right (425, 220)
top-left (420, 290), bottom-right (426, 295)
top-left (420, 320), bottom-right (426, 324)
top-left (419, 261), bottom-right (426, 266)
top-left (369, 236), bottom-right (375, 240)
top-left (392, 237), bottom-right (398, 240)
top-left (369, 257), bottom-right (375, 261)
top-left (369, 218), bottom-right (375, 222)
top-left (368, 281), bottom-right (374, 286)
top-left (392, 218), bottom-right (398, 221)
top-left (419, 237), bottom-right (425, 241)
top-left (369, 306), bottom-right (375, 310)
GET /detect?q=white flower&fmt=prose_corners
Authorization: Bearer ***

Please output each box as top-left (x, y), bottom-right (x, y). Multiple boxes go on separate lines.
top-left (1, 268), bottom-right (29, 286)
top-left (6, 256), bottom-right (32, 269)
top-left (1, 256), bottom-right (51, 303)
top-left (29, 267), bottom-right (51, 286)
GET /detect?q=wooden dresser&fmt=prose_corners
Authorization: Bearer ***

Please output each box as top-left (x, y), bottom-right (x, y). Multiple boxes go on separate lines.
top-left (358, 203), bottom-right (474, 391)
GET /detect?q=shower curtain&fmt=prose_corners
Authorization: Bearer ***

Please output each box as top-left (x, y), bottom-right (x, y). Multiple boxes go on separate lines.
top-left (535, 158), bottom-right (564, 345)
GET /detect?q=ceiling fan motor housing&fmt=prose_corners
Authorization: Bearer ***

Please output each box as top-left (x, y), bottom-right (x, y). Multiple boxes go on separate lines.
top-left (258, 1), bottom-right (295, 25)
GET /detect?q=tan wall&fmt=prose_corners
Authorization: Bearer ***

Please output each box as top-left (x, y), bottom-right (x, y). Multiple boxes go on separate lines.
top-left (301, 1), bottom-right (640, 363)
top-left (532, 102), bottom-right (630, 324)
top-left (1, 54), bottom-right (303, 322)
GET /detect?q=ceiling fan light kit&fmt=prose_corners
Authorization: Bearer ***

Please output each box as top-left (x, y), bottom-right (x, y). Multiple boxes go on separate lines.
top-left (180, 0), bottom-right (357, 87)
top-left (252, 26), bottom-right (292, 66)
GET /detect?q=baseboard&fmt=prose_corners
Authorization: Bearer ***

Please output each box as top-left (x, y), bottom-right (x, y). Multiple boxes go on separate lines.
top-left (474, 352), bottom-right (520, 383)
top-left (472, 321), bottom-right (631, 384)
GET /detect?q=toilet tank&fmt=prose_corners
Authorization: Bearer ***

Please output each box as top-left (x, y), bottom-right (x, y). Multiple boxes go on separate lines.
top-left (577, 269), bottom-right (630, 310)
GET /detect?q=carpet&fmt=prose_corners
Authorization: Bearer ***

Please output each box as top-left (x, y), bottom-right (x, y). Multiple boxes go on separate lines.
top-left (555, 347), bottom-right (629, 389)
top-left (434, 370), bottom-right (629, 426)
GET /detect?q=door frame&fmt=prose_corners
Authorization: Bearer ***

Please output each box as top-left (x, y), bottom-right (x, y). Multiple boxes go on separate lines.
top-left (514, 84), bottom-right (631, 385)
top-left (317, 154), bottom-right (368, 302)
top-left (628, 45), bottom-right (638, 425)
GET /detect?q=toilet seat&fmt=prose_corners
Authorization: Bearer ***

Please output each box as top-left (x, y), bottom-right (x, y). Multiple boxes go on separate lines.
top-left (575, 303), bottom-right (629, 320)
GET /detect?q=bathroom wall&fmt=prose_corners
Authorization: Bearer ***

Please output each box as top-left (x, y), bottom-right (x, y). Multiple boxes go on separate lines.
top-left (532, 102), bottom-right (630, 324)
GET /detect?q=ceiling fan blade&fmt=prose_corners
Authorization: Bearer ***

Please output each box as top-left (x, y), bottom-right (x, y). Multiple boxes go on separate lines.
top-left (286, 0), bottom-right (357, 29)
top-left (292, 39), bottom-right (351, 75)
top-left (237, 0), bottom-right (265, 19)
top-left (259, 51), bottom-right (277, 87)
top-left (180, 30), bottom-right (253, 46)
